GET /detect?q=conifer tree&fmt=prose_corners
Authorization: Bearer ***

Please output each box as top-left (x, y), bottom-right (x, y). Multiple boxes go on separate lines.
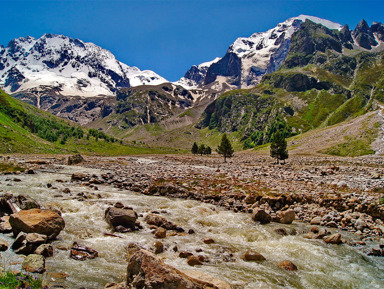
top-left (270, 131), bottom-right (288, 164)
top-left (217, 134), bottom-right (234, 163)
top-left (191, 142), bottom-right (199, 154)
top-left (198, 144), bottom-right (206, 156)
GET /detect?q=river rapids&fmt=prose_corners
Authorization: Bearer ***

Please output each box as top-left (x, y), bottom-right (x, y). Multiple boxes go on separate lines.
top-left (0, 164), bottom-right (384, 288)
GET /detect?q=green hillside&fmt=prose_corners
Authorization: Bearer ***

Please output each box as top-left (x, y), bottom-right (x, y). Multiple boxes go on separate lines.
top-left (0, 89), bottom-right (178, 155)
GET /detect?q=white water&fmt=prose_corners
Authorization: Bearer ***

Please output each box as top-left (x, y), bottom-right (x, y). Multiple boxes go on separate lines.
top-left (1, 165), bottom-right (384, 288)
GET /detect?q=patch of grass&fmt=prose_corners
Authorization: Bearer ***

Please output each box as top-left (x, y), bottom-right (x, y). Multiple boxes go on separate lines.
top-left (322, 137), bottom-right (375, 157)
top-left (0, 162), bottom-right (25, 173)
top-left (320, 121), bottom-right (379, 157)
top-left (0, 268), bottom-right (42, 288)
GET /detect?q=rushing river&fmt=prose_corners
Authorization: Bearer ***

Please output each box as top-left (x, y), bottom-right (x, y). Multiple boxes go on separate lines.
top-left (0, 164), bottom-right (384, 288)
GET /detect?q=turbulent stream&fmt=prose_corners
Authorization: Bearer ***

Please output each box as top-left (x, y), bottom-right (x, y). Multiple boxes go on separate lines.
top-left (1, 164), bottom-right (384, 288)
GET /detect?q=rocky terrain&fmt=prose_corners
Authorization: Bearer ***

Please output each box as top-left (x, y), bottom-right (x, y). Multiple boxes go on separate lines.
top-left (2, 153), bottom-right (384, 242)
top-left (1, 153), bottom-right (384, 287)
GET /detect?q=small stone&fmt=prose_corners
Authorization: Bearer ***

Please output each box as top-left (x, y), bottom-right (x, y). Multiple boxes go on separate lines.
top-left (188, 229), bottom-right (195, 234)
top-left (323, 233), bottom-right (342, 244)
top-left (251, 209), bottom-right (271, 224)
top-left (104, 282), bottom-right (127, 289)
top-left (242, 251), bottom-right (266, 262)
top-left (275, 228), bottom-right (288, 236)
top-left (187, 255), bottom-right (203, 266)
top-left (153, 241), bottom-right (164, 254)
top-left (154, 227), bottom-right (167, 239)
top-left (279, 260), bottom-right (297, 271)
top-left (70, 242), bottom-right (98, 260)
top-left (203, 238), bottom-right (215, 244)
top-left (0, 238), bottom-right (9, 251)
top-left (179, 251), bottom-right (193, 258)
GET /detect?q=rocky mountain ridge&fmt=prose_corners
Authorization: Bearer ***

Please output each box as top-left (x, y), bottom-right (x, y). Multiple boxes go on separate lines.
top-left (0, 34), bottom-right (167, 97)
top-left (177, 16), bottom-right (384, 93)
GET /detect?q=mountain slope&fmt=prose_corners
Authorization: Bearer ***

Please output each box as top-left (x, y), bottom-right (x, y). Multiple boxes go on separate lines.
top-left (0, 34), bottom-right (167, 97)
top-left (197, 19), bottom-right (384, 152)
top-left (176, 15), bottom-right (343, 91)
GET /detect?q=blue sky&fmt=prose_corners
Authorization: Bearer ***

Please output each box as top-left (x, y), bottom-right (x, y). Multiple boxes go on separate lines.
top-left (1, 0), bottom-right (383, 81)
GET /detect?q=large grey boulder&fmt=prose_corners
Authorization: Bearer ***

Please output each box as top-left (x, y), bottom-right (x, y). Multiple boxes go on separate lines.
top-left (105, 207), bottom-right (138, 231)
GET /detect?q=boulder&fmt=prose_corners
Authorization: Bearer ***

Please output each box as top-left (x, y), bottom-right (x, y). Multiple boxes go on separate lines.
top-left (9, 209), bottom-right (65, 239)
top-left (154, 227), bottom-right (167, 239)
top-left (35, 244), bottom-right (54, 257)
top-left (251, 209), bottom-right (271, 224)
top-left (70, 242), bottom-right (99, 261)
top-left (0, 238), bottom-right (9, 251)
top-left (310, 216), bottom-right (322, 225)
top-left (323, 233), bottom-right (342, 244)
top-left (279, 260), bottom-right (298, 271)
top-left (0, 193), bottom-right (21, 215)
top-left (127, 248), bottom-right (220, 289)
top-left (182, 270), bottom-right (231, 289)
top-left (144, 214), bottom-right (177, 230)
top-left (14, 195), bottom-right (40, 210)
top-left (276, 210), bottom-right (295, 224)
top-left (22, 254), bottom-right (45, 273)
top-left (71, 172), bottom-right (89, 181)
top-left (0, 216), bottom-right (12, 233)
top-left (67, 154), bottom-right (84, 165)
top-left (12, 232), bottom-right (48, 255)
top-left (105, 207), bottom-right (138, 231)
top-left (242, 251), bottom-right (266, 262)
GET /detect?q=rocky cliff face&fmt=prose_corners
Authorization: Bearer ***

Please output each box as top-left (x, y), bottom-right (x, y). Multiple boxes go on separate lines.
top-left (177, 16), bottom-right (384, 95)
top-left (176, 15), bottom-right (343, 91)
top-left (99, 83), bottom-right (193, 129)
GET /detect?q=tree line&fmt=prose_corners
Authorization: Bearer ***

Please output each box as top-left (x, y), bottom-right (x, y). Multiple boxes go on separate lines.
top-left (191, 131), bottom-right (288, 164)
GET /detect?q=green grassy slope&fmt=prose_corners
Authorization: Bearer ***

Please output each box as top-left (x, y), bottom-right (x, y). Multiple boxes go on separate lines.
top-left (0, 89), bottom-right (178, 155)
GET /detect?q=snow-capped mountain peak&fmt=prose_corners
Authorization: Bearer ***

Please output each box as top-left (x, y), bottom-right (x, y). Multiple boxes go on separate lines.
top-left (0, 34), bottom-right (167, 97)
top-left (176, 15), bottom-right (343, 90)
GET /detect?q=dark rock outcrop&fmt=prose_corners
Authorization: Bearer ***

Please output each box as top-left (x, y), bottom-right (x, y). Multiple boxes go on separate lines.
top-left (105, 206), bottom-right (138, 231)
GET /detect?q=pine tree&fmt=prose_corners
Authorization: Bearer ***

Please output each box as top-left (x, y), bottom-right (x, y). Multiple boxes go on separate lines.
top-left (270, 131), bottom-right (288, 164)
top-left (198, 144), bottom-right (206, 156)
top-left (191, 142), bottom-right (199, 154)
top-left (217, 134), bottom-right (234, 163)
